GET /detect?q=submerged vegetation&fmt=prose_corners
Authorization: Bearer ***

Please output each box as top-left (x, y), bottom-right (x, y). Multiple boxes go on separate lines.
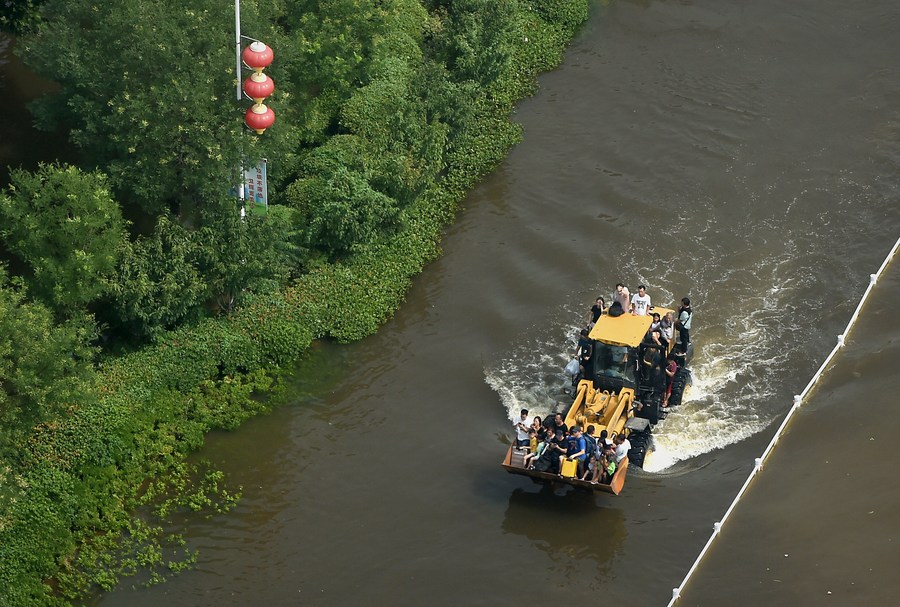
top-left (0, 0), bottom-right (589, 603)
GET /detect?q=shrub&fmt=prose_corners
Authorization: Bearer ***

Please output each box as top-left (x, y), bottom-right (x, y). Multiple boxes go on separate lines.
top-left (0, 2), bottom-right (591, 605)
top-left (0, 164), bottom-right (126, 315)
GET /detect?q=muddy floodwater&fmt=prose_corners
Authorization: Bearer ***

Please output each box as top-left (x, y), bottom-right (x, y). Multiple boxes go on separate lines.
top-left (5, 0), bottom-right (897, 604)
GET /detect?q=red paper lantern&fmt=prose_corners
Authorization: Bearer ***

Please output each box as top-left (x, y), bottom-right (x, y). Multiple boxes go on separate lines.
top-left (245, 103), bottom-right (275, 134)
top-left (242, 41), bottom-right (273, 73)
top-left (243, 72), bottom-right (275, 104)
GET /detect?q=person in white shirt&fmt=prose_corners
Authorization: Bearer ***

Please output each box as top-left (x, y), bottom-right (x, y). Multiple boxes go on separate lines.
top-left (614, 433), bottom-right (632, 463)
top-left (660, 312), bottom-right (674, 344)
top-left (614, 283), bottom-right (630, 312)
top-left (514, 408), bottom-right (532, 447)
top-left (631, 285), bottom-right (651, 315)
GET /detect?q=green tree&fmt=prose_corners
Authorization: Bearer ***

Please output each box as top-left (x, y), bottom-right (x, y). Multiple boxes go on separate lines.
top-left (423, 0), bottom-right (520, 88)
top-left (340, 57), bottom-right (449, 206)
top-left (105, 215), bottom-right (207, 341)
top-left (0, 164), bottom-right (127, 315)
top-left (524, 0), bottom-right (590, 31)
top-left (286, 135), bottom-right (403, 257)
top-left (196, 202), bottom-right (302, 312)
top-left (276, 0), bottom-right (411, 142)
top-left (0, 270), bottom-right (98, 451)
top-left (290, 166), bottom-right (401, 259)
top-left (0, 0), bottom-right (47, 34)
top-left (18, 0), bottom-right (299, 217)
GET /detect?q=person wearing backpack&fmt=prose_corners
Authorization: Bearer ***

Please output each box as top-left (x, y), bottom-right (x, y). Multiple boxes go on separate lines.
top-left (676, 297), bottom-right (693, 352)
top-left (580, 425), bottom-right (601, 480)
top-left (559, 427), bottom-right (587, 477)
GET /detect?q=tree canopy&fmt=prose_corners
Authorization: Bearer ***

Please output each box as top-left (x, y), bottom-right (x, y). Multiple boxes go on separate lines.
top-left (4, 0), bottom-right (593, 380)
top-left (0, 164), bottom-right (127, 315)
top-left (1, 0), bottom-right (591, 603)
top-left (0, 270), bottom-right (97, 452)
top-left (18, 0), bottom-right (298, 217)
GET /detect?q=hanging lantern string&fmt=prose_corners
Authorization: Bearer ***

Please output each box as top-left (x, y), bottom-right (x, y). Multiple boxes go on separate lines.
top-left (239, 38), bottom-right (275, 134)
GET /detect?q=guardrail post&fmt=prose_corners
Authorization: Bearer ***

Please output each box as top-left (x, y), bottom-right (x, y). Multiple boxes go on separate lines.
top-left (664, 237), bottom-right (899, 607)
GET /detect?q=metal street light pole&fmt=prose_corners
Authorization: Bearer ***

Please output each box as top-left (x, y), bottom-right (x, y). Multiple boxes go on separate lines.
top-left (235, 0), bottom-right (245, 213)
top-left (235, 0), bottom-right (242, 102)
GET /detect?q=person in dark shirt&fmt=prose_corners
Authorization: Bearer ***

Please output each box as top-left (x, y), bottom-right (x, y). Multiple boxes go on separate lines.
top-left (532, 431), bottom-right (561, 473)
top-left (607, 300), bottom-right (625, 317)
top-left (579, 345), bottom-right (594, 383)
top-left (531, 415), bottom-right (543, 438)
top-left (598, 429), bottom-right (612, 449)
top-left (676, 297), bottom-right (693, 351)
top-left (587, 296), bottom-right (605, 327)
top-left (553, 413), bottom-right (568, 437)
top-left (576, 328), bottom-right (593, 359)
top-left (544, 431), bottom-right (568, 474)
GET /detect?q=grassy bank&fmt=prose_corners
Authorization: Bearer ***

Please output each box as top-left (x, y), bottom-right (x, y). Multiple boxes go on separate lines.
top-left (0, 1), bottom-right (590, 604)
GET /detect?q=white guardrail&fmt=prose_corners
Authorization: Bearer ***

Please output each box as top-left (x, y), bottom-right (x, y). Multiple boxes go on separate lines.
top-left (667, 234), bottom-right (900, 606)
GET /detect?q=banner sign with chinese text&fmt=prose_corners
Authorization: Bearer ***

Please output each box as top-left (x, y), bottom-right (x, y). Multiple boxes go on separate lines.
top-left (243, 159), bottom-right (268, 215)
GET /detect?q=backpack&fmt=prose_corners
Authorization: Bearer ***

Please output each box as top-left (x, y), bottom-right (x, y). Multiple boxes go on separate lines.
top-left (583, 434), bottom-right (599, 459)
top-left (533, 447), bottom-right (555, 473)
top-left (608, 301), bottom-right (625, 317)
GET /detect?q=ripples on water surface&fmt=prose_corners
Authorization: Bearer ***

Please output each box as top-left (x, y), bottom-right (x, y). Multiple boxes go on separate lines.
top-left (77, 0), bottom-right (900, 604)
top-left (485, 0), bottom-right (900, 472)
top-left (486, 153), bottom-right (897, 472)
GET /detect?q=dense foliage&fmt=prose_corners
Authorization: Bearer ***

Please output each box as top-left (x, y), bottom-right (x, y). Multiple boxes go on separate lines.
top-left (0, 0), bottom-right (590, 604)
top-left (0, 164), bottom-right (127, 315)
top-left (0, 0), bottom-right (47, 35)
top-left (0, 270), bottom-right (98, 451)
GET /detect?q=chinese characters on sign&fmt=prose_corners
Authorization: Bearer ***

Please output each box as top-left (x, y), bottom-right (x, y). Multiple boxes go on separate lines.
top-left (242, 159), bottom-right (268, 215)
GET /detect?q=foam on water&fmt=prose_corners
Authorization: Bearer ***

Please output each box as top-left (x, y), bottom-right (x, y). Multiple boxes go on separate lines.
top-left (484, 303), bottom-right (584, 427)
top-left (644, 284), bottom-right (790, 471)
top-left (641, 365), bottom-right (772, 472)
top-left (484, 153), bottom-right (891, 471)
top-left (486, 252), bottom-right (808, 471)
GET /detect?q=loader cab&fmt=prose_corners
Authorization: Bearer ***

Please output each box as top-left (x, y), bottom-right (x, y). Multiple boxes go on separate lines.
top-left (590, 341), bottom-right (636, 394)
top-left (587, 307), bottom-right (677, 401)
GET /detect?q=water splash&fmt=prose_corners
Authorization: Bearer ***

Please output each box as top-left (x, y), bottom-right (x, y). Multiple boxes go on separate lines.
top-left (483, 164), bottom-right (886, 469)
top-left (642, 366), bottom-right (772, 472)
top-left (485, 250), bottom-right (807, 471)
top-left (485, 304), bottom-right (584, 426)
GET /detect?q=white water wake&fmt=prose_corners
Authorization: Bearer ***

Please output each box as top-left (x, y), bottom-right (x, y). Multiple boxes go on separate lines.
top-left (486, 269), bottom-right (801, 471)
top-left (484, 304), bottom-right (583, 427)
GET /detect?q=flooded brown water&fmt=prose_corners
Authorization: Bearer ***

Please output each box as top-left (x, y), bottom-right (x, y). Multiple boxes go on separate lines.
top-left (680, 259), bottom-right (900, 605)
top-left (3, 0), bottom-right (897, 604)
